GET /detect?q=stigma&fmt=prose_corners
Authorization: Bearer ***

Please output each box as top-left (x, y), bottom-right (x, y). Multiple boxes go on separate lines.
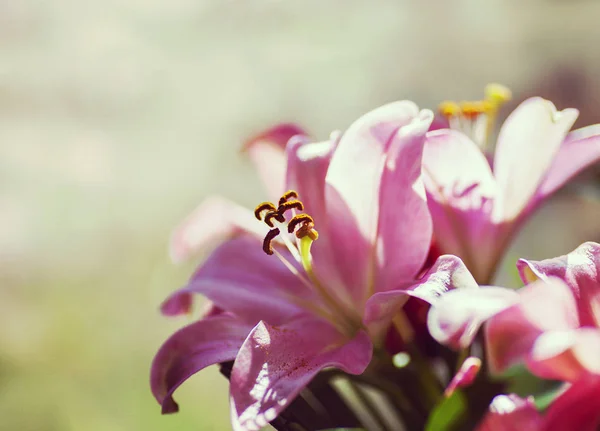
top-left (438, 83), bottom-right (511, 152)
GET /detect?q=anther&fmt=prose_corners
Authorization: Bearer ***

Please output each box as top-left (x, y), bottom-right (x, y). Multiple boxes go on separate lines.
top-left (438, 101), bottom-right (461, 117)
top-left (262, 228), bottom-right (280, 255)
top-left (278, 190), bottom-right (299, 206)
top-left (485, 83), bottom-right (512, 106)
top-left (277, 199), bottom-right (304, 214)
top-left (287, 214), bottom-right (314, 234)
top-left (264, 210), bottom-right (286, 227)
top-left (254, 202), bottom-right (277, 221)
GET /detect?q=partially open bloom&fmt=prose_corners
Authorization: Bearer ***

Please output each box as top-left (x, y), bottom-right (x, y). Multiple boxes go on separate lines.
top-left (151, 102), bottom-right (474, 430)
top-left (429, 242), bottom-right (600, 429)
top-left (423, 85), bottom-right (600, 283)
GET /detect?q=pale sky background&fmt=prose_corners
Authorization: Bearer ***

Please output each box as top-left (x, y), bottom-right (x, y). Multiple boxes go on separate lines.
top-left (1, 1), bottom-right (600, 430)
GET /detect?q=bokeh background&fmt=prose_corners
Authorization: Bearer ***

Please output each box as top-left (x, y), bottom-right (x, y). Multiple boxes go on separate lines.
top-left (2, 1), bottom-right (600, 430)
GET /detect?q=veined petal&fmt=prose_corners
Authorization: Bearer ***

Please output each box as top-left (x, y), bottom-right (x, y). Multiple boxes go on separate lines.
top-left (150, 314), bottom-right (252, 414)
top-left (493, 97), bottom-right (578, 221)
top-left (516, 242), bottom-right (600, 327)
top-left (325, 101), bottom-right (421, 300)
top-left (229, 318), bottom-right (372, 431)
top-left (284, 133), bottom-right (356, 310)
top-left (363, 255), bottom-right (476, 338)
top-left (422, 129), bottom-right (500, 283)
top-left (485, 278), bottom-right (579, 375)
top-left (542, 376), bottom-right (600, 431)
top-left (376, 109), bottom-right (434, 292)
top-left (428, 286), bottom-right (519, 349)
top-left (476, 394), bottom-right (542, 431)
top-left (186, 236), bottom-right (314, 326)
top-left (535, 125), bottom-right (600, 202)
top-left (526, 328), bottom-right (600, 381)
top-left (169, 196), bottom-right (268, 263)
top-left (243, 123), bottom-right (308, 201)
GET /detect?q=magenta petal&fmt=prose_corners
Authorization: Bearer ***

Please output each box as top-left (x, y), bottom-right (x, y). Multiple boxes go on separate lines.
top-left (230, 318), bottom-right (372, 431)
top-left (363, 255), bottom-right (477, 337)
top-left (536, 125), bottom-right (600, 202)
top-left (376, 109), bottom-right (434, 291)
top-left (428, 286), bottom-right (519, 349)
top-left (493, 97), bottom-right (578, 220)
top-left (516, 242), bottom-right (600, 327)
top-left (186, 236), bottom-right (313, 325)
top-left (243, 123), bottom-right (308, 201)
top-left (150, 314), bottom-right (252, 414)
top-left (169, 196), bottom-right (268, 263)
top-left (160, 290), bottom-right (194, 316)
top-left (422, 129), bottom-right (500, 283)
top-left (325, 101), bottom-right (422, 300)
top-left (476, 394), bottom-right (542, 431)
top-left (485, 278), bottom-right (579, 375)
top-left (542, 376), bottom-right (600, 431)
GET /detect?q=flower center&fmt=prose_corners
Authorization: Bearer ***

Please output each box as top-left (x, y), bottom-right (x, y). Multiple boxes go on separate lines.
top-left (254, 191), bottom-right (359, 337)
top-left (438, 83), bottom-right (511, 153)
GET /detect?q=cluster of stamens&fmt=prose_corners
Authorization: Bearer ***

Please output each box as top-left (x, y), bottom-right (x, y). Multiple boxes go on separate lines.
top-left (437, 83), bottom-right (512, 150)
top-left (254, 190), bottom-right (319, 255)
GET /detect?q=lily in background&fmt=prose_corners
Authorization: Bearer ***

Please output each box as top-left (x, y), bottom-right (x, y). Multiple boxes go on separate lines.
top-left (151, 101), bottom-right (474, 430)
top-left (428, 242), bottom-right (600, 431)
top-left (423, 85), bottom-right (600, 283)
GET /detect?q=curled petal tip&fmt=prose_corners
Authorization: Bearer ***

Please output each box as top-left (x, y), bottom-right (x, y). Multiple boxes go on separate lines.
top-left (242, 123), bottom-right (308, 152)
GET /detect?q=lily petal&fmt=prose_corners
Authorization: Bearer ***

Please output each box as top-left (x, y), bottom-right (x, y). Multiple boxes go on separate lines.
top-left (428, 286), bottom-right (519, 349)
top-left (485, 278), bottom-right (579, 375)
top-left (477, 394), bottom-right (542, 431)
top-left (160, 289), bottom-right (194, 317)
top-left (169, 196), bottom-right (268, 263)
top-left (542, 376), bottom-right (600, 431)
top-left (536, 125), bottom-right (600, 202)
top-left (516, 242), bottom-right (600, 327)
top-left (325, 101), bottom-right (421, 300)
top-left (186, 236), bottom-right (314, 326)
top-left (493, 97), bottom-right (578, 221)
top-left (229, 318), bottom-right (372, 431)
top-left (243, 123), bottom-right (308, 201)
top-left (526, 328), bottom-right (600, 381)
top-left (376, 109), bottom-right (434, 291)
top-left (151, 314), bottom-right (252, 414)
top-left (363, 255), bottom-right (476, 338)
top-left (422, 129), bottom-right (500, 283)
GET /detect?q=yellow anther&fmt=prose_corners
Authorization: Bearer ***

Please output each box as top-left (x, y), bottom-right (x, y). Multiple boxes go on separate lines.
top-left (485, 83), bottom-right (512, 106)
top-left (438, 101), bottom-right (461, 117)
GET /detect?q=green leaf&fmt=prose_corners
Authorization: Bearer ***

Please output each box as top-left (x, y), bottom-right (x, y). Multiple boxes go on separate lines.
top-left (425, 390), bottom-right (468, 431)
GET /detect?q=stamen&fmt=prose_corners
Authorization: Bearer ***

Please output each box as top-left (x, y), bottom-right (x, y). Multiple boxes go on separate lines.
top-left (278, 190), bottom-right (299, 206)
top-left (277, 199), bottom-right (304, 214)
top-left (254, 202), bottom-right (277, 221)
top-left (262, 228), bottom-right (280, 255)
top-left (264, 210), bottom-right (286, 227)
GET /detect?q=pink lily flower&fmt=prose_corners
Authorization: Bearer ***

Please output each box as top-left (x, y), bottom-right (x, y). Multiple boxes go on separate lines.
top-left (151, 102), bottom-right (475, 430)
top-left (423, 84), bottom-right (600, 283)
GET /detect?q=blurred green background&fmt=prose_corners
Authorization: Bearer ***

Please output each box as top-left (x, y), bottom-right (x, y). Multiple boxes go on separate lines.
top-left (1, 1), bottom-right (600, 430)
